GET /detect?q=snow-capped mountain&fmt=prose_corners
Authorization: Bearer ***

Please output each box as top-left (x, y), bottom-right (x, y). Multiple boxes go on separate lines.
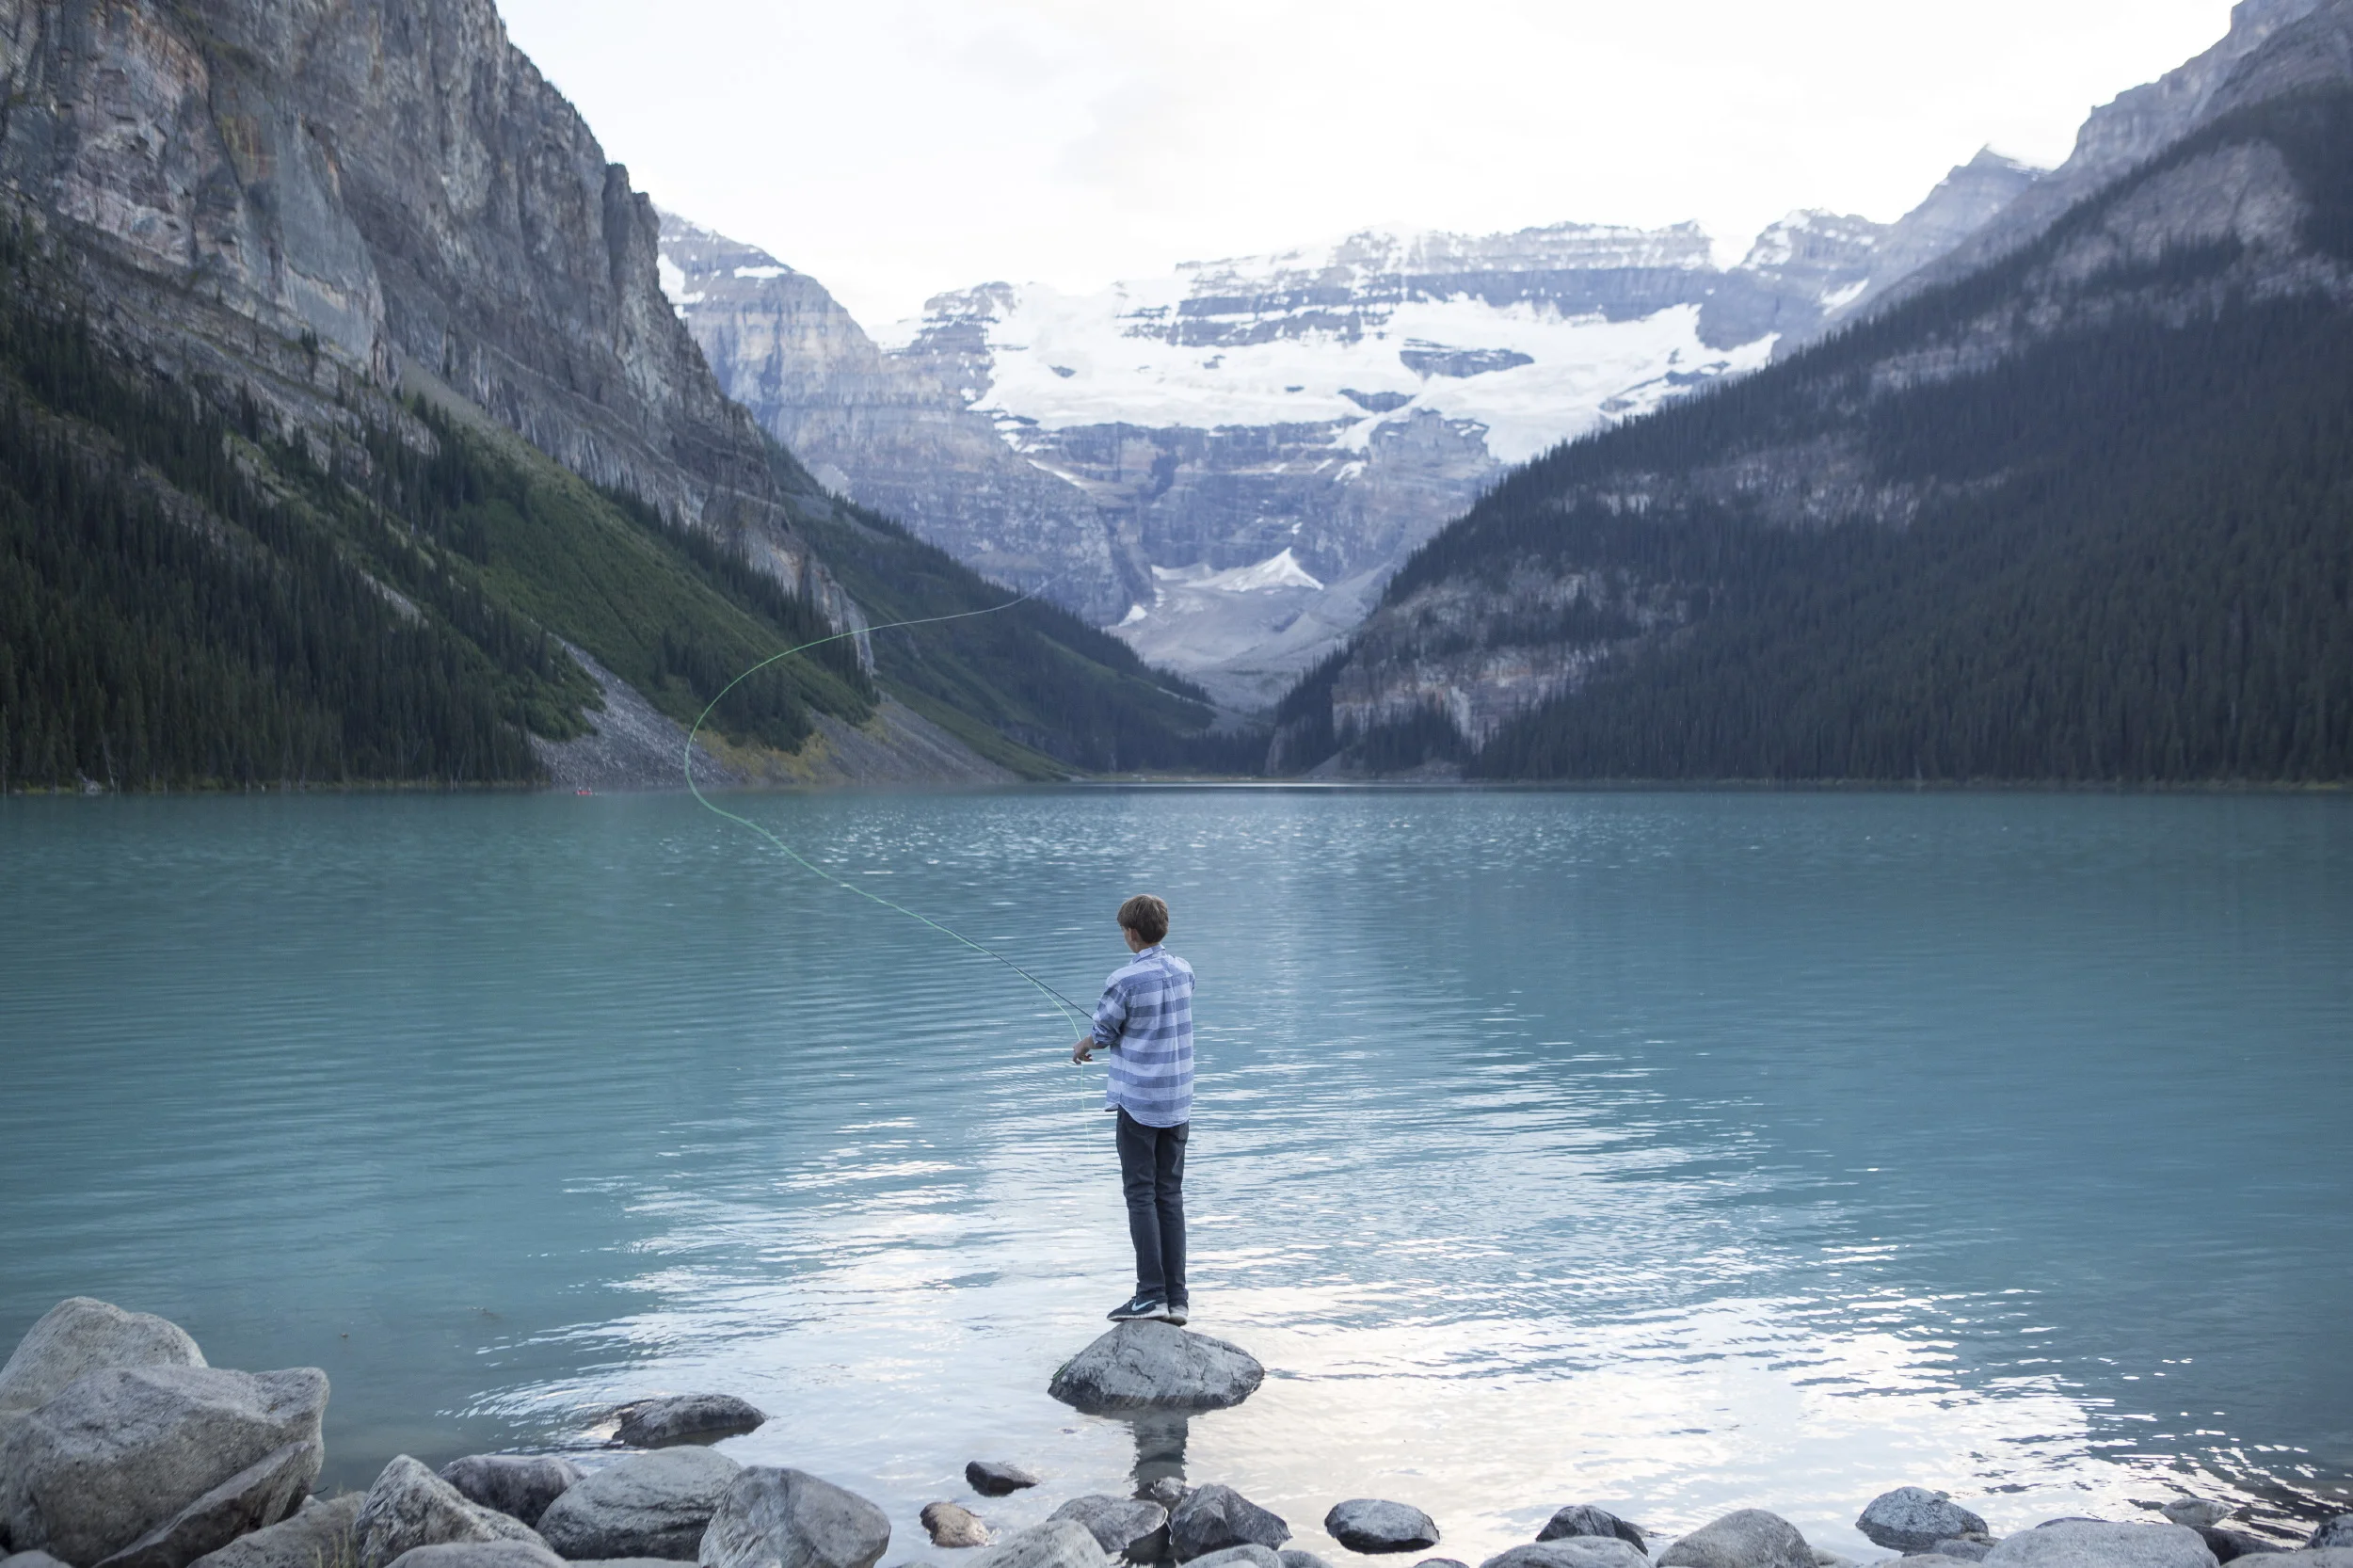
top-left (660, 151), bottom-right (2038, 708)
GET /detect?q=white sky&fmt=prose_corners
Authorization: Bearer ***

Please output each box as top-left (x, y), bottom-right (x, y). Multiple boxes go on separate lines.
top-left (497, 0), bottom-right (2243, 328)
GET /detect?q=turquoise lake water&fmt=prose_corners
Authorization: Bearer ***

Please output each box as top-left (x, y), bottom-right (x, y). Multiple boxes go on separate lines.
top-left (2, 789), bottom-right (2348, 1558)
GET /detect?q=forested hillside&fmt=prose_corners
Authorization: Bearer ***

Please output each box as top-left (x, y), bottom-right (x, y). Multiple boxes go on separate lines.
top-left (1277, 87), bottom-right (2353, 784)
top-left (0, 231), bottom-right (1232, 790)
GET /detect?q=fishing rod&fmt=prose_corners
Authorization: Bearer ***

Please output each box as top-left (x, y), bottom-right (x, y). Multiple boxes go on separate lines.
top-left (681, 579), bottom-right (1096, 1040)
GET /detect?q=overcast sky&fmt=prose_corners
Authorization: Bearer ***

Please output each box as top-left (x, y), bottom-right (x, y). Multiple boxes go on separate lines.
top-left (498, 0), bottom-right (2242, 328)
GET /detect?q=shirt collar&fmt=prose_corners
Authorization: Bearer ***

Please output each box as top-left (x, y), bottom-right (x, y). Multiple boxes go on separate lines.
top-left (1133, 943), bottom-right (1163, 958)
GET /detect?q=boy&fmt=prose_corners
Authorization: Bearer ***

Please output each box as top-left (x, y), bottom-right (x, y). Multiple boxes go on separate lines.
top-left (1072, 894), bottom-right (1194, 1325)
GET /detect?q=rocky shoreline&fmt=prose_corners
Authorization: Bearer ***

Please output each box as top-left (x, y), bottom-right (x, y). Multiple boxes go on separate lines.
top-left (3, 1300), bottom-right (2345, 1568)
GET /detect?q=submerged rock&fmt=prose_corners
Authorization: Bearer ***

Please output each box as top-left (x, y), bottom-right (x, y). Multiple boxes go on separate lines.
top-left (356, 1456), bottom-right (546, 1568)
top-left (699, 1467), bottom-right (891, 1568)
top-left (0, 1365), bottom-right (327, 1568)
top-left (537, 1448), bottom-right (740, 1560)
top-left (612, 1396), bottom-right (767, 1449)
top-left (1048, 1324), bottom-right (1263, 1414)
top-left (439, 1457), bottom-right (583, 1528)
top-left (188, 1496), bottom-right (363, 1568)
top-left (1482, 1542), bottom-right (1647, 1568)
top-left (925, 1504), bottom-right (992, 1550)
top-left (1861, 1493), bottom-right (1993, 1555)
top-left (1657, 1512), bottom-right (1815, 1568)
top-left (0, 1300), bottom-right (207, 1418)
top-left (1539, 1509), bottom-right (1646, 1554)
top-left (1050, 1497), bottom-right (1167, 1560)
top-left (1982, 1523), bottom-right (2218, 1568)
top-left (968, 1464), bottom-right (1042, 1498)
top-left (966, 1521), bottom-right (1110, 1568)
top-left (1169, 1487), bottom-right (1289, 1560)
top-left (1324, 1503), bottom-right (1439, 1555)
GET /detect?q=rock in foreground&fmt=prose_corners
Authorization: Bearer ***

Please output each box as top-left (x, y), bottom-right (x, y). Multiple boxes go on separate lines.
top-left (612, 1396), bottom-right (767, 1449)
top-left (1188, 1550), bottom-right (1282, 1568)
top-left (0, 1300), bottom-right (207, 1417)
top-left (966, 1521), bottom-right (1110, 1568)
top-left (0, 1365), bottom-right (327, 1568)
top-left (439, 1457), bottom-right (584, 1529)
top-left (1483, 1543), bottom-right (1647, 1568)
top-left (1539, 1509), bottom-right (1646, 1554)
top-left (925, 1503), bottom-right (993, 1549)
top-left (383, 1545), bottom-right (568, 1568)
top-left (187, 1496), bottom-right (363, 1568)
top-left (1658, 1512), bottom-right (1815, 1568)
top-left (1050, 1497), bottom-right (1168, 1560)
top-left (1861, 1493), bottom-right (1992, 1555)
top-left (1325, 1502), bottom-right (1439, 1555)
top-left (699, 1467), bottom-right (890, 1568)
top-left (1170, 1487), bottom-right (1290, 1561)
top-left (1048, 1324), bottom-right (1263, 1414)
top-left (356, 1456), bottom-right (546, 1568)
top-left (1982, 1523), bottom-right (2218, 1568)
top-left (968, 1463), bottom-right (1042, 1498)
top-left (537, 1449), bottom-right (740, 1560)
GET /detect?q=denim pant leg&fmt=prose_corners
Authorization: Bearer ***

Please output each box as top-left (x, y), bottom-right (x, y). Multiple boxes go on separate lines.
top-left (1117, 1111), bottom-right (1189, 1303)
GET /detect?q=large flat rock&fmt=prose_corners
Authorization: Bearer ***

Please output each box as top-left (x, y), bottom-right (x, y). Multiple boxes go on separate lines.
top-left (1048, 1324), bottom-right (1263, 1414)
top-left (539, 1449), bottom-right (740, 1561)
top-left (0, 1365), bottom-right (326, 1568)
top-left (1983, 1524), bottom-right (2218, 1568)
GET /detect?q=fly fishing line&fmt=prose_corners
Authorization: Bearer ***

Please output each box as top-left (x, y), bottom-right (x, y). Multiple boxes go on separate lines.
top-left (681, 586), bottom-right (1095, 1038)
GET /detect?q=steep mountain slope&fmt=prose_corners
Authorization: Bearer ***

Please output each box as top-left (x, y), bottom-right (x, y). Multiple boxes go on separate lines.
top-left (659, 213), bottom-right (1146, 625)
top-left (0, 0), bottom-right (1228, 786)
top-left (1273, 51), bottom-right (2353, 782)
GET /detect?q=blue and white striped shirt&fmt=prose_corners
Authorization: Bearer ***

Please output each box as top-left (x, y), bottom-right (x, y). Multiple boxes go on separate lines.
top-left (1091, 945), bottom-right (1194, 1128)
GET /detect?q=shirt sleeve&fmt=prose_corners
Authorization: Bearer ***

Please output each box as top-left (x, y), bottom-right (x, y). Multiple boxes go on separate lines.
top-left (1090, 975), bottom-right (1128, 1051)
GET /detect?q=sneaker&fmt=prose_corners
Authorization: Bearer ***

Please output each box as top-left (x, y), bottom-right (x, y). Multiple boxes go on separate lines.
top-left (1160, 1303), bottom-right (1189, 1326)
top-left (1108, 1294), bottom-right (1166, 1322)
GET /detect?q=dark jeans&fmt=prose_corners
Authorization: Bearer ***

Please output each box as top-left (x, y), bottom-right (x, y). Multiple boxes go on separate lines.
top-left (1115, 1109), bottom-right (1189, 1304)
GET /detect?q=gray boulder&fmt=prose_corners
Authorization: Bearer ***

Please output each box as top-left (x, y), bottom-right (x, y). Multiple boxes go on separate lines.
top-left (4, 1555), bottom-right (78, 1568)
top-left (612, 1397), bottom-right (767, 1449)
top-left (1049, 1498), bottom-right (1168, 1560)
top-left (0, 1365), bottom-right (328, 1568)
top-left (965, 1522), bottom-right (1109, 1568)
top-left (356, 1457), bottom-right (545, 1568)
top-left (1862, 1493), bottom-right (1993, 1555)
top-left (1483, 1544), bottom-right (1648, 1568)
top-left (968, 1464), bottom-right (1041, 1499)
top-left (925, 1505), bottom-right (992, 1550)
top-left (1282, 1554), bottom-right (1333, 1568)
top-left (2240, 1557), bottom-right (2353, 1568)
top-left (1982, 1523), bottom-right (2218, 1568)
top-left (1658, 1512), bottom-right (1815, 1568)
top-left (1325, 1503), bottom-right (1438, 1555)
top-left (2162, 1511), bottom-right (2234, 1534)
top-left (537, 1449), bottom-right (740, 1561)
top-left (0, 1301), bottom-right (206, 1417)
top-left (2194, 1532), bottom-right (2281, 1563)
top-left (1184, 1551), bottom-right (1280, 1568)
top-left (439, 1456), bottom-right (582, 1528)
top-left (1170, 1488), bottom-right (1289, 1561)
top-left (384, 1544), bottom-right (568, 1568)
top-left (1140, 1483), bottom-right (1191, 1513)
top-left (188, 1496), bottom-right (363, 1568)
top-left (698, 1467), bottom-right (890, 1568)
top-left (2311, 1528), bottom-right (2353, 1553)
top-left (1930, 1544), bottom-right (1997, 1563)
top-left (1899, 1558), bottom-right (1991, 1568)
top-left (1539, 1509), bottom-right (1646, 1553)
top-left (1048, 1325), bottom-right (1264, 1414)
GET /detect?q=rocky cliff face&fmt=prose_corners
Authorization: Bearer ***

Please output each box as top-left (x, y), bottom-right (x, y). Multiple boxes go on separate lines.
top-left (658, 212), bottom-right (1144, 624)
top-left (0, 0), bottom-right (855, 628)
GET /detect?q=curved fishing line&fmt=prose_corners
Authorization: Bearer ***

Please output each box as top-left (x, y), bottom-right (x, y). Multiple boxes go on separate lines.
top-left (682, 585), bottom-right (1094, 1036)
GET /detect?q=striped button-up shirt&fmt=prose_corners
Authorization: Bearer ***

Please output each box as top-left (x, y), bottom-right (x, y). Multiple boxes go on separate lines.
top-left (1091, 944), bottom-right (1194, 1128)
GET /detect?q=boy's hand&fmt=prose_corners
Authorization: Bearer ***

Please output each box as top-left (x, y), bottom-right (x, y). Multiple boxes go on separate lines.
top-left (1072, 1037), bottom-right (1095, 1064)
